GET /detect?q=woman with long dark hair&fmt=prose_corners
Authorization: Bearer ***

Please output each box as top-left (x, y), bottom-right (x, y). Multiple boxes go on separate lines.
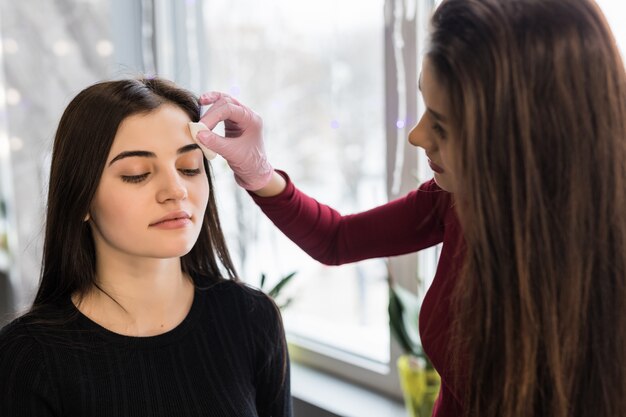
top-left (191, 0), bottom-right (626, 416)
top-left (0, 78), bottom-right (291, 417)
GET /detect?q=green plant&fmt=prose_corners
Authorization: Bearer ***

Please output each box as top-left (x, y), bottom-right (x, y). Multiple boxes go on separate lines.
top-left (389, 282), bottom-right (422, 358)
top-left (389, 275), bottom-right (440, 417)
top-left (0, 199), bottom-right (7, 252)
top-left (259, 271), bottom-right (297, 310)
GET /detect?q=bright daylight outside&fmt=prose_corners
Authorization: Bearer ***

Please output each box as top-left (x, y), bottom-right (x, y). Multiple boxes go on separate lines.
top-left (201, 0), bottom-right (391, 364)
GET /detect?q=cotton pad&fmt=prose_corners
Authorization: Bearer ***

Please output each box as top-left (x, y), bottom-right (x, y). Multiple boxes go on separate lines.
top-left (188, 122), bottom-right (217, 160)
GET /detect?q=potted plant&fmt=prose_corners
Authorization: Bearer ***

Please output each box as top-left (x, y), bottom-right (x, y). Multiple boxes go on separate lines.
top-left (389, 279), bottom-right (441, 417)
top-left (259, 271), bottom-right (297, 310)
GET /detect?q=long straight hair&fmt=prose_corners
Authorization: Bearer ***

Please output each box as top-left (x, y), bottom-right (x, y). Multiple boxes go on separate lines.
top-left (33, 78), bottom-right (238, 313)
top-left (428, 0), bottom-right (626, 416)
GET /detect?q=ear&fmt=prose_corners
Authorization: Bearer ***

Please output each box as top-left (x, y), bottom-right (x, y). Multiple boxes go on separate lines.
top-left (84, 213), bottom-right (91, 222)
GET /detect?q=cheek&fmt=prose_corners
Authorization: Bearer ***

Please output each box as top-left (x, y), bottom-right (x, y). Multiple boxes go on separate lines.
top-left (91, 198), bottom-right (132, 232)
top-left (441, 154), bottom-right (461, 193)
top-left (90, 188), bottom-right (140, 230)
top-left (189, 177), bottom-right (210, 217)
top-left (439, 142), bottom-right (455, 171)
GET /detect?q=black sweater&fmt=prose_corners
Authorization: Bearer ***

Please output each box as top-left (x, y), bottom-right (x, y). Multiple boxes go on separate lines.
top-left (0, 280), bottom-right (292, 417)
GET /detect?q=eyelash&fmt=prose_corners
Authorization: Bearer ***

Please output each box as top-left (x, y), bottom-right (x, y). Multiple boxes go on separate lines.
top-left (180, 168), bottom-right (202, 177)
top-left (431, 123), bottom-right (447, 139)
top-left (121, 168), bottom-right (202, 184)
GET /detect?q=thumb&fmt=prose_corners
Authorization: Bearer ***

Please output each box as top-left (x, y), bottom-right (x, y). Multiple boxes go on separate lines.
top-left (195, 130), bottom-right (237, 159)
top-left (188, 122), bottom-right (217, 160)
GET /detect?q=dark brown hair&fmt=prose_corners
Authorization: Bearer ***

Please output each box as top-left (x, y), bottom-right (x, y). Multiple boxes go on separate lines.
top-left (34, 78), bottom-right (238, 310)
top-left (428, 0), bottom-right (626, 416)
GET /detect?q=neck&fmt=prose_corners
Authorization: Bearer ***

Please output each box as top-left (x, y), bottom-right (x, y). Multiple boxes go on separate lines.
top-left (74, 255), bottom-right (195, 337)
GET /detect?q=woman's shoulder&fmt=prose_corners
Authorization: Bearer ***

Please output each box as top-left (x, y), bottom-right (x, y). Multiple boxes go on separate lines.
top-left (1, 314), bottom-right (38, 342)
top-left (0, 303), bottom-right (79, 352)
top-left (0, 316), bottom-right (28, 342)
top-left (199, 279), bottom-right (282, 326)
top-left (0, 314), bottom-right (63, 412)
top-left (0, 316), bottom-right (46, 370)
top-left (204, 279), bottom-right (276, 310)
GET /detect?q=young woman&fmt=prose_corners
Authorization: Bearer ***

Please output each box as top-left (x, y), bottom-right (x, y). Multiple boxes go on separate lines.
top-left (0, 78), bottom-right (292, 417)
top-left (191, 0), bottom-right (626, 416)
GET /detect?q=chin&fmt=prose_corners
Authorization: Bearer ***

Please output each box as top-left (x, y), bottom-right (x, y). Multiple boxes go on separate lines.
top-left (433, 173), bottom-right (454, 193)
top-left (147, 242), bottom-right (196, 259)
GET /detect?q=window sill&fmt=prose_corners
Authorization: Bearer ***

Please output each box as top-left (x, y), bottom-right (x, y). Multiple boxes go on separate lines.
top-left (291, 362), bottom-right (407, 417)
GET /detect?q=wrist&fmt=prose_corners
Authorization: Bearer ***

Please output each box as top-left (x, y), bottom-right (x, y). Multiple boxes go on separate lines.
top-left (234, 160), bottom-right (274, 191)
top-left (251, 170), bottom-right (287, 197)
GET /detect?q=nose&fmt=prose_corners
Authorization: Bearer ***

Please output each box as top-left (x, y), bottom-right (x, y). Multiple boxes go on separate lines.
top-left (408, 112), bottom-right (437, 153)
top-left (156, 170), bottom-right (188, 203)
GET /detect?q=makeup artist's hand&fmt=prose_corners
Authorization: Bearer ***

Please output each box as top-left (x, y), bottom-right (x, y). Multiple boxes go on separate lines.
top-left (193, 92), bottom-right (273, 191)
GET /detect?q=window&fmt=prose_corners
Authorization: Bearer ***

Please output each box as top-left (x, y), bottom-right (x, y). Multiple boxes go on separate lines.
top-left (200, 0), bottom-right (390, 364)
top-left (596, 0), bottom-right (626, 55)
top-left (152, 0), bottom-right (436, 397)
top-left (0, 31), bottom-right (19, 323)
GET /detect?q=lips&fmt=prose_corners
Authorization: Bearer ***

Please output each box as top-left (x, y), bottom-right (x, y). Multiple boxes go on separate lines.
top-left (428, 159), bottom-right (445, 174)
top-left (149, 211), bottom-right (191, 226)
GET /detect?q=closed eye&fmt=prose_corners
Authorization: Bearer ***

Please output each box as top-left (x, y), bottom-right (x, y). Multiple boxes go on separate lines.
top-left (121, 173), bottom-right (149, 183)
top-left (180, 168), bottom-right (201, 177)
top-left (431, 123), bottom-right (447, 139)
top-left (121, 168), bottom-right (201, 184)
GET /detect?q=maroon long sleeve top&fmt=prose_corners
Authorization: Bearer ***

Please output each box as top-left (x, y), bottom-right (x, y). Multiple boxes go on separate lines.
top-left (249, 170), bottom-right (465, 417)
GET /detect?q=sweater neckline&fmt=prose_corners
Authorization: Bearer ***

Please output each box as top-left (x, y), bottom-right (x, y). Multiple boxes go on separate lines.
top-left (68, 287), bottom-right (204, 349)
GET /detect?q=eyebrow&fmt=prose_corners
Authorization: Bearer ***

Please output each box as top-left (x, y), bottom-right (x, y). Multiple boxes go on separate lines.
top-left (418, 72), bottom-right (448, 124)
top-left (427, 108), bottom-right (448, 123)
top-left (109, 143), bottom-right (201, 166)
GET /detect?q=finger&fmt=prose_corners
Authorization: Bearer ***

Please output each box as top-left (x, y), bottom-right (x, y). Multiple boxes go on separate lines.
top-left (188, 121), bottom-right (210, 140)
top-left (198, 91), bottom-right (242, 106)
top-left (196, 142), bottom-right (218, 160)
top-left (198, 97), bottom-right (242, 129)
top-left (188, 122), bottom-right (218, 160)
top-left (199, 100), bottom-right (253, 133)
top-left (196, 130), bottom-right (235, 157)
top-left (198, 91), bottom-right (224, 105)
top-left (197, 100), bottom-right (231, 130)
top-left (224, 120), bottom-right (244, 138)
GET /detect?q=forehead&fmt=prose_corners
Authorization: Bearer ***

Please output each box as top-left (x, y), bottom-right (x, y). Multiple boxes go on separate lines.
top-left (110, 104), bottom-right (194, 152)
top-left (420, 58), bottom-right (449, 113)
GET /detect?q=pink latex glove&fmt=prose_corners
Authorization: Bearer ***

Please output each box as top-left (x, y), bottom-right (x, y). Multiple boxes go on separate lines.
top-left (194, 91), bottom-right (273, 191)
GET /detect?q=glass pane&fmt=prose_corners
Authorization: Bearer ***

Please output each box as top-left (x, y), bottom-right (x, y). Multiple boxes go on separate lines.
top-left (201, 0), bottom-right (389, 363)
top-left (0, 64), bottom-right (15, 322)
top-left (595, 0), bottom-right (626, 55)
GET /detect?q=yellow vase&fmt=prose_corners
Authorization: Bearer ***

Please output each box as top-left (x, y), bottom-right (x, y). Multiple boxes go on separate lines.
top-left (397, 354), bottom-right (441, 417)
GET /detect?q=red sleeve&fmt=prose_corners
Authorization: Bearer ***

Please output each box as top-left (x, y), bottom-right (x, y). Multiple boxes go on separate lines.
top-left (248, 170), bottom-right (453, 265)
